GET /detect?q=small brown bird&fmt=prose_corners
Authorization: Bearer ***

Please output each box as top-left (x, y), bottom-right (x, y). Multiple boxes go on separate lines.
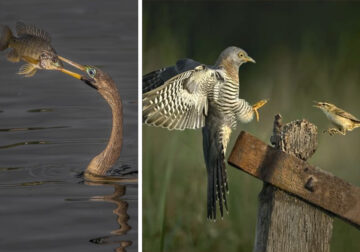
top-left (313, 101), bottom-right (360, 136)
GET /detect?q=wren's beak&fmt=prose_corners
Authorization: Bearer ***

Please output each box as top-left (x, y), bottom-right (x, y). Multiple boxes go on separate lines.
top-left (57, 56), bottom-right (97, 90)
top-left (245, 56), bottom-right (256, 64)
top-left (313, 101), bottom-right (322, 108)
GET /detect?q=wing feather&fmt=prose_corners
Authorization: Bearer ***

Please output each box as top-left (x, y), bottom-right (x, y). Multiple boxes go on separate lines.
top-left (143, 58), bottom-right (202, 93)
top-left (336, 109), bottom-right (360, 123)
top-left (143, 67), bottom-right (217, 130)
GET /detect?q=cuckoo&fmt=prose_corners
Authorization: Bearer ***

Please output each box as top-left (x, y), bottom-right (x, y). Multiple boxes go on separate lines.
top-left (143, 46), bottom-right (267, 219)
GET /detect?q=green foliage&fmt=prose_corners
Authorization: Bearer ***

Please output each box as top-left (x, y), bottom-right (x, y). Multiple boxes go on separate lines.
top-left (143, 2), bottom-right (360, 251)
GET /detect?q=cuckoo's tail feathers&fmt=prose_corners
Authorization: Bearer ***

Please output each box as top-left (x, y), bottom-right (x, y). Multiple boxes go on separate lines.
top-left (203, 126), bottom-right (229, 220)
top-left (206, 148), bottom-right (228, 220)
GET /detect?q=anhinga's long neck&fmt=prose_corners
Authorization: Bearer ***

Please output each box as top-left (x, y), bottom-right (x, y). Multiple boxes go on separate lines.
top-left (86, 85), bottom-right (123, 176)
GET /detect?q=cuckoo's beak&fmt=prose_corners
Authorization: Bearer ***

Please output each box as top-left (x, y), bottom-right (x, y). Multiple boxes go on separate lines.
top-left (245, 56), bottom-right (256, 64)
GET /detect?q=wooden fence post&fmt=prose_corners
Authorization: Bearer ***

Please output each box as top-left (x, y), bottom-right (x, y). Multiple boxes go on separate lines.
top-left (253, 114), bottom-right (333, 252)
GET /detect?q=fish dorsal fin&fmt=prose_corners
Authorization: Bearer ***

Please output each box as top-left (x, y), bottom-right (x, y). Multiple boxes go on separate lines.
top-left (16, 21), bottom-right (51, 42)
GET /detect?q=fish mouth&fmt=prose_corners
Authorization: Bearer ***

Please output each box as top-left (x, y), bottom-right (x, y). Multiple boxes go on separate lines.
top-left (57, 56), bottom-right (97, 90)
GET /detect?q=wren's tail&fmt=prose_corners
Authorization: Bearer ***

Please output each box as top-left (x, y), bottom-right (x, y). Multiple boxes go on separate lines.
top-left (354, 121), bottom-right (360, 129)
top-left (0, 25), bottom-right (13, 51)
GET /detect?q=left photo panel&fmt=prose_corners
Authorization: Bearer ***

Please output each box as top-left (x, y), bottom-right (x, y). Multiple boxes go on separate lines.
top-left (0, 1), bottom-right (138, 251)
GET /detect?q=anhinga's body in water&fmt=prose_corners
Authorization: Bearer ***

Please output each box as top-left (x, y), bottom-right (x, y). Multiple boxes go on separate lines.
top-left (57, 57), bottom-right (123, 177)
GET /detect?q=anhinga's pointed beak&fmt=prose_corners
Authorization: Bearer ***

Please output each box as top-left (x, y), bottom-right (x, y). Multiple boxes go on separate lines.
top-left (245, 56), bottom-right (256, 64)
top-left (57, 56), bottom-right (98, 90)
top-left (58, 68), bottom-right (83, 80)
top-left (58, 56), bottom-right (86, 71)
top-left (57, 56), bottom-right (86, 80)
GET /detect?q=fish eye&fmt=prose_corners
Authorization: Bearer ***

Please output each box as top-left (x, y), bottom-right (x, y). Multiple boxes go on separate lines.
top-left (86, 67), bottom-right (96, 78)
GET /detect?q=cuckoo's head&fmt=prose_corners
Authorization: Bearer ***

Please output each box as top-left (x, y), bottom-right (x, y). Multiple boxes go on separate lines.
top-left (217, 46), bottom-right (255, 69)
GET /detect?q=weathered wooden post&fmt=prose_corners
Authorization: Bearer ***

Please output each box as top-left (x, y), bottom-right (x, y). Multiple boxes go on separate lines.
top-left (254, 115), bottom-right (333, 252)
top-left (228, 114), bottom-right (360, 252)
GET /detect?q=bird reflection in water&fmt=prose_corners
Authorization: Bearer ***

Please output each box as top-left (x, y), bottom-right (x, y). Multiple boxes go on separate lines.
top-left (86, 180), bottom-right (135, 252)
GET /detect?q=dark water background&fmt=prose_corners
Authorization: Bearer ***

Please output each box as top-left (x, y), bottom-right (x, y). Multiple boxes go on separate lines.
top-left (0, 1), bottom-right (138, 251)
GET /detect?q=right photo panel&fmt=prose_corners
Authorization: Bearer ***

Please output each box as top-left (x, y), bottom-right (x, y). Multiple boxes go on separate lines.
top-left (142, 2), bottom-right (360, 252)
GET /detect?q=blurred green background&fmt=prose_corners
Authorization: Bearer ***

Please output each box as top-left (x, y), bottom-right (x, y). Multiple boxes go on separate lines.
top-left (143, 2), bottom-right (360, 252)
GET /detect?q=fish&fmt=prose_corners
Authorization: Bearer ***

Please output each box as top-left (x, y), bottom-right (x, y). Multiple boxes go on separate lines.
top-left (0, 21), bottom-right (63, 77)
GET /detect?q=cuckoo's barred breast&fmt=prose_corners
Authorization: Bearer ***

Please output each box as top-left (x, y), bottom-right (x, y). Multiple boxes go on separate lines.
top-left (213, 76), bottom-right (254, 128)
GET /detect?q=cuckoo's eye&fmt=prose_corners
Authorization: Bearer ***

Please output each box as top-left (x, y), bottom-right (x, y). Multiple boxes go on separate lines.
top-left (238, 52), bottom-right (244, 58)
top-left (86, 67), bottom-right (96, 78)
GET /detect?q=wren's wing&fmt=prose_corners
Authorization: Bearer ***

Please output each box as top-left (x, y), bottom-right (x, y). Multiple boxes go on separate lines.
top-left (143, 58), bottom-right (201, 93)
top-left (16, 21), bottom-right (51, 42)
top-left (202, 120), bottom-right (230, 220)
top-left (143, 65), bottom-right (224, 130)
top-left (336, 108), bottom-right (360, 123)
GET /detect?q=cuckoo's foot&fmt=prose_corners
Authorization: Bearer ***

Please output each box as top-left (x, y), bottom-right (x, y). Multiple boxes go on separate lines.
top-left (252, 99), bottom-right (268, 122)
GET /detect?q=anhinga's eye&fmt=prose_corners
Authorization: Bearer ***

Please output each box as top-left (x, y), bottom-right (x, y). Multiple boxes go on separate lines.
top-left (238, 52), bottom-right (244, 58)
top-left (86, 67), bottom-right (96, 78)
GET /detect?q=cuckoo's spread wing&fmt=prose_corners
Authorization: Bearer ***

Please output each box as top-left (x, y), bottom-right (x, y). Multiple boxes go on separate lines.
top-left (202, 121), bottom-right (231, 220)
top-left (143, 65), bottom-right (221, 130)
top-left (143, 58), bottom-right (202, 93)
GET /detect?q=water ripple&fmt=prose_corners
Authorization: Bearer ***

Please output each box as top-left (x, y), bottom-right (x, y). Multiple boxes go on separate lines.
top-left (0, 126), bottom-right (68, 132)
top-left (0, 141), bottom-right (50, 149)
top-left (27, 108), bottom-right (54, 113)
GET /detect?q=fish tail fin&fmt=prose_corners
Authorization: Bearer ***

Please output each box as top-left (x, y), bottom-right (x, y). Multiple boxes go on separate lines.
top-left (0, 25), bottom-right (13, 51)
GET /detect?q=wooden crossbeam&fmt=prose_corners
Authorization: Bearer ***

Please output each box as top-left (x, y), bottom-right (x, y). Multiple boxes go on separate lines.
top-left (228, 131), bottom-right (360, 229)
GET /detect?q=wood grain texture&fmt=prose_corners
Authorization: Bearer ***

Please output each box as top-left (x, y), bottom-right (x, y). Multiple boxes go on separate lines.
top-left (228, 115), bottom-right (359, 251)
top-left (228, 130), bottom-right (360, 228)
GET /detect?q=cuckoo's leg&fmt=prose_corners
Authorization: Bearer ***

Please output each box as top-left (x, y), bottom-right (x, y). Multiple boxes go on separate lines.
top-left (252, 99), bottom-right (268, 122)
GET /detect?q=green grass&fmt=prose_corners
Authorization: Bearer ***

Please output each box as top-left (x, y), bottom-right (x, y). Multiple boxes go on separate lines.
top-left (143, 3), bottom-right (360, 251)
